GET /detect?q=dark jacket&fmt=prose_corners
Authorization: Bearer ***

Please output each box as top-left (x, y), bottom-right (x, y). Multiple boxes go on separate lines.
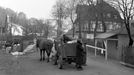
top-left (76, 41), bottom-right (84, 65)
top-left (63, 35), bottom-right (72, 43)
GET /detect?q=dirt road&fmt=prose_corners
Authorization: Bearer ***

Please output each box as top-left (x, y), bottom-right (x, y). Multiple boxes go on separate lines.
top-left (0, 50), bottom-right (134, 75)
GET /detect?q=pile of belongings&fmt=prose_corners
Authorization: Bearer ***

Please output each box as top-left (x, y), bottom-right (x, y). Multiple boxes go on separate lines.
top-left (11, 51), bottom-right (24, 56)
top-left (11, 44), bottom-right (36, 56)
top-left (67, 40), bottom-right (77, 43)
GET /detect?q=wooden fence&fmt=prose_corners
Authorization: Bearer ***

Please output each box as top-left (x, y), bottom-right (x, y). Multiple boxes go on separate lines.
top-left (121, 46), bottom-right (134, 65)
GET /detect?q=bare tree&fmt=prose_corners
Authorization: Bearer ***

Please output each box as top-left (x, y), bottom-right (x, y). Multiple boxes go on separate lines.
top-left (64, 0), bottom-right (77, 37)
top-left (52, 0), bottom-right (67, 37)
top-left (52, 0), bottom-right (88, 38)
top-left (108, 0), bottom-right (134, 46)
top-left (37, 19), bottom-right (55, 38)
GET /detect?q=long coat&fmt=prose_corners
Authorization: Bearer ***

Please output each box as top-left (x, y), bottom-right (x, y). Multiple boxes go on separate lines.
top-left (62, 35), bottom-right (72, 43)
top-left (76, 42), bottom-right (84, 65)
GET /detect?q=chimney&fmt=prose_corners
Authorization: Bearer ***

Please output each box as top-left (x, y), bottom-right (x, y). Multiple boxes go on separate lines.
top-left (97, 0), bottom-right (103, 4)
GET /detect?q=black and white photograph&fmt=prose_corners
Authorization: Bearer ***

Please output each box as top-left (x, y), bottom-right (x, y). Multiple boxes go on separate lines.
top-left (0, 0), bottom-right (134, 75)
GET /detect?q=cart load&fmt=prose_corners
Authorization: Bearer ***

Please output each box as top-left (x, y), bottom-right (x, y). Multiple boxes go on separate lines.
top-left (60, 41), bottom-right (77, 58)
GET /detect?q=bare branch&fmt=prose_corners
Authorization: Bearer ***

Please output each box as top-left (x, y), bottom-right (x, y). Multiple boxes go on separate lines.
top-left (128, 0), bottom-right (134, 18)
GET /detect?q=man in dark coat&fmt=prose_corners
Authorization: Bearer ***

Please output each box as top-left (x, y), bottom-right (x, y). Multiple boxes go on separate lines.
top-left (62, 34), bottom-right (72, 43)
top-left (76, 39), bottom-right (84, 70)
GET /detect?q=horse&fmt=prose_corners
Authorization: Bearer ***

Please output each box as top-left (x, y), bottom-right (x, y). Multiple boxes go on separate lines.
top-left (36, 38), bottom-right (53, 62)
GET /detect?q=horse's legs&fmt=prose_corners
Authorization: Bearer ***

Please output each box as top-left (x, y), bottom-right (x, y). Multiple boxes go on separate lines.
top-left (42, 50), bottom-right (45, 61)
top-left (46, 50), bottom-right (51, 62)
top-left (40, 49), bottom-right (43, 61)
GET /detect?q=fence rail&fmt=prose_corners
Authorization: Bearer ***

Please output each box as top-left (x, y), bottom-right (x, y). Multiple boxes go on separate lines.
top-left (86, 44), bottom-right (107, 60)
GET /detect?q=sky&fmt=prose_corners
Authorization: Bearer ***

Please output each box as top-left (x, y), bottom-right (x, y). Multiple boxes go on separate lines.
top-left (0, 0), bottom-right (57, 19)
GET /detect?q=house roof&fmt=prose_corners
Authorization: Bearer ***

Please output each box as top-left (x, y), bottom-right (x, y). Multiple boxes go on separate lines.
top-left (75, 1), bottom-right (123, 23)
top-left (95, 33), bottom-right (117, 39)
top-left (95, 26), bottom-right (134, 39)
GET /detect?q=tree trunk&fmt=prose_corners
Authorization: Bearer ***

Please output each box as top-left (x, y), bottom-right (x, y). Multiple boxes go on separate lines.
top-left (100, 12), bottom-right (106, 32)
top-left (88, 20), bottom-right (91, 33)
top-left (125, 23), bottom-right (133, 46)
top-left (102, 19), bottom-right (106, 32)
top-left (72, 23), bottom-right (75, 37)
top-left (70, 13), bottom-right (75, 38)
top-left (78, 21), bottom-right (82, 39)
top-left (94, 15), bottom-right (98, 45)
top-left (129, 37), bottom-right (133, 46)
top-left (78, 12), bottom-right (82, 39)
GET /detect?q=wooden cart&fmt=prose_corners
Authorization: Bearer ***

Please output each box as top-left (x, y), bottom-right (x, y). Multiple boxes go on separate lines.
top-left (55, 41), bottom-right (86, 69)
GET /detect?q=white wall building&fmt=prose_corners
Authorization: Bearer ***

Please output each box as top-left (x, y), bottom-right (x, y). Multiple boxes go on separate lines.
top-left (8, 23), bottom-right (24, 36)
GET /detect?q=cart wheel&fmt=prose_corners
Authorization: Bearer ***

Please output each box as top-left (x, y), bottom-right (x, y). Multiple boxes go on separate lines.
top-left (68, 62), bottom-right (72, 64)
top-left (53, 57), bottom-right (57, 65)
top-left (52, 54), bottom-right (58, 65)
top-left (58, 63), bottom-right (63, 69)
top-left (68, 59), bottom-right (72, 64)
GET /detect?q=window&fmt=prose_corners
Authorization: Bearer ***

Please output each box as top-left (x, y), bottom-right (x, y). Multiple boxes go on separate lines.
top-left (108, 25), bottom-right (113, 30)
top-left (107, 13), bottom-right (111, 18)
top-left (114, 15), bottom-right (118, 19)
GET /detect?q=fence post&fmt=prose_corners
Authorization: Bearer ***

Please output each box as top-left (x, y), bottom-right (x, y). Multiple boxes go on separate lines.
top-left (95, 40), bottom-right (97, 56)
top-left (104, 40), bottom-right (107, 60)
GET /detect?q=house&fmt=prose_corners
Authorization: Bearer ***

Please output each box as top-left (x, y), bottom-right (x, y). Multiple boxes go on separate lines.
top-left (0, 23), bottom-right (24, 43)
top-left (95, 26), bottom-right (134, 61)
top-left (75, 0), bottom-right (123, 39)
top-left (9, 23), bottom-right (24, 36)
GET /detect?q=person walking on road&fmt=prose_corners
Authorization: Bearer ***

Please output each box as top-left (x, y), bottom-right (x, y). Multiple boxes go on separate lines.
top-left (76, 39), bottom-right (84, 70)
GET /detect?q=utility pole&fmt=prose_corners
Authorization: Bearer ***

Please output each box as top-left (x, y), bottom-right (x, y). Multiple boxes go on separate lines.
top-left (10, 16), bottom-right (13, 41)
top-left (78, 6), bottom-right (82, 39)
top-left (72, 23), bottom-right (75, 38)
top-left (57, 1), bottom-right (63, 38)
